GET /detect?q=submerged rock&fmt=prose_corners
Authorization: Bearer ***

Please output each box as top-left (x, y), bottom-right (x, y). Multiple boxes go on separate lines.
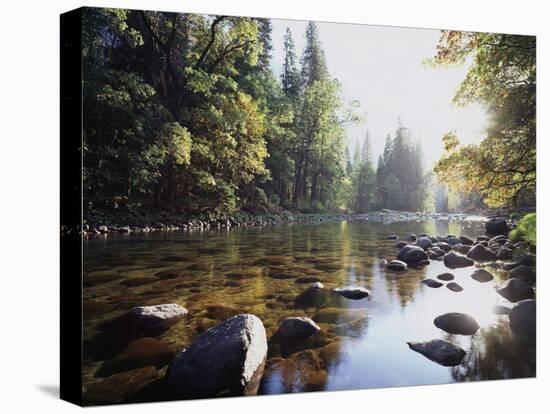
top-left (102, 337), bottom-right (176, 375)
top-left (471, 269), bottom-right (494, 283)
top-left (313, 307), bottom-right (366, 324)
top-left (446, 282), bottom-right (463, 292)
top-left (277, 317), bottom-right (321, 339)
top-left (496, 279), bottom-right (535, 302)
top-left (84, 366), bottom-right (159, 405)
top-left (443, 252), bottom-right (474, 269)
top-left (421, 279), bottom-right (443, 288)
top-left (332, 286), bottom-right (370, 300)
top-left (129, 303), bottom-right (188, 331)
top-left (509, 299), bottom-right (536, 339)
top-left (434, 312), bottom-right (479, 335)
top-left (467, 244), bottom-right (497, 262)
top-left (166, 314), bottom-right (267, 398)
top-left (407, 339), bottom-right (466, 366)
top-left (384, 235), bottom-right (399, 240)
top-left (509, 265), bottom-right (536, 283)
top-left (386, 260), bottom-right (407, 272)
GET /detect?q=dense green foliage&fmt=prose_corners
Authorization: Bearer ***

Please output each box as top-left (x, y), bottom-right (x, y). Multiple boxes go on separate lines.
top-left (430, 32), bottom-right (536, 208)
top-left (510, 213), bottom-right (536, 246)
top-left (82, 9), bottom-right (365, 214)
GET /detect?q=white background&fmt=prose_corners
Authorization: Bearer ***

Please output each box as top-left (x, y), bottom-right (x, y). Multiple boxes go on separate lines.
top-left (0, 0), bottom-right (547, 412)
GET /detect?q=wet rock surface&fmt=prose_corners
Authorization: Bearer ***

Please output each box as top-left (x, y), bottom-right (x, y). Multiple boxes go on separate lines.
top-left (407, 339), bottom-right (466, 366)
top-left (277, 317), bottom-right (321, 338)
top-left (471, 269), bottom-right (494, 283)
top-left (497, 279), bottom-right (535, 303)
top-left (166, 314), bottom-right (268, 398)
top-left (434, 312), bottom-right (480, 335)
top-left (444, 252), bottom-right (474, 269)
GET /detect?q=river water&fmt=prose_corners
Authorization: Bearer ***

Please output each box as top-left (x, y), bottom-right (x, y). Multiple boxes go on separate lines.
top-left (82, 218), bottom-right (535, 403)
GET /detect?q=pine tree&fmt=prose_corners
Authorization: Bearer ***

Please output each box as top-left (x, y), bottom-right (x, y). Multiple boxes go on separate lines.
top-left (281, 28), bottom-right (300, 97)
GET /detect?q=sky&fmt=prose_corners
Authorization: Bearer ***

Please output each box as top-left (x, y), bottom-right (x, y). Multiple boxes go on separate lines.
top-left (269, 19), bottom-right (488, 169)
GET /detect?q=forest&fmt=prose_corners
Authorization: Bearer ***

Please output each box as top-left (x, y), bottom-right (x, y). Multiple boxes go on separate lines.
top-left (82, 9), bottom-right (535, 217)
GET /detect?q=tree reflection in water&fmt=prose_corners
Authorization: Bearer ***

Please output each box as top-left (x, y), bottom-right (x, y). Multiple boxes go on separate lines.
top-left (452, 319), bottom-right (536, 381)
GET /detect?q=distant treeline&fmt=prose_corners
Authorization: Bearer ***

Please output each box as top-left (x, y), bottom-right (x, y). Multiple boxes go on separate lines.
top-left (82, 9), bottom-right (535, 216)
top-left (82, 9), bottom-right (431, 215)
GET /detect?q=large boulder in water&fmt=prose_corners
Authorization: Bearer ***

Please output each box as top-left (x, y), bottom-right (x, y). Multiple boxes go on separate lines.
top-left (434, 312), bottom-right (479, 335)
top-left (277, 317), bottom-right (320, 338)
top-left (397, 245), bottom-right (429, 264)
top-left (485, 218), bottom-right (509, 236)
top-left (509, 265), bottom-right (536, 283)
top-left (467, 244), bottom-right (497, 262)
top-left (509, 299), bottom-right (536, 339)
top-left (166, 314), bottom-right (267, 398)
top-left (407, 339), bottom-right (466, 366)
top-left (496, 279), bottom-right (535, 302)
top-left (443, 252), bottom-right (474, 269)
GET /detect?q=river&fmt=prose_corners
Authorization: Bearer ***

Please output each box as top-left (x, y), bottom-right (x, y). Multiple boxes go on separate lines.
top-left (82, 218), bottom-right (535, 403)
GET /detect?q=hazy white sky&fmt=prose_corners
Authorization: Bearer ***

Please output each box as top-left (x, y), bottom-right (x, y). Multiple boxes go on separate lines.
top-left (269, 19), bottom-right (488, 169)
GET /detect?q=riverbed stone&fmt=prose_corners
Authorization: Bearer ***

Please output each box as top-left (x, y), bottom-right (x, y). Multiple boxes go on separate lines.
top-left (121, 277), bottom-right (159, 287)
top-left (434, 312), bottom-right (479, 335)
top-left (433, 242), bottom-right (452, 252)
top-left (497, 248), bottom-right (514, 261)
top-left (166, 314), bottom-right (268, 398)
top-left (447, 237), bottom-right (461, 246)
top-left (471, 269), bottom-right (494, 283)
top-left (332, 286), bottom-right (370, 300)
top-left (102, 337), bottom-right (176, 375)
top-left (84, 366), bottom-right (159, 405)
top-left (437, 272), bottom-right (454, 281)
top-left (386, 260), bottom-right (407, 272)
top-left (467, 244), bottom-right (497, 262)
top-left (459, 236), bottom-right (474, 246)
top-left (444, 251), bottom-right (474, 269)
top-left (446, 282), bottom-right (463, 292)
top-left (397, 245), bottom-right (429, 264)
top-left (129, 303), bottom-right (188, 330)
top-left (395, 241), bottom-right (407, 249)
top-left (455, 244), bottom-right (471, 255)
top-left (509, 265), bottom-right (536, 283)
top-left (421, 279), bottom-right (443, 288)
top-left (416, 237), bottom-right (432, 250)
top-left (407, 339), bottom-right (466, 366)
top-left (313, 308), bottom-right (367, 324)
top-left (509, 299), bottom-right (536, 339)
top-left (311, 281), bottom-right (324, 289)
top-left (384, 235), bottom-right (399, 240)
top-left (277, 317), bottom-right (321, 338)
top-left (496, 279), bottom-right (535, 302)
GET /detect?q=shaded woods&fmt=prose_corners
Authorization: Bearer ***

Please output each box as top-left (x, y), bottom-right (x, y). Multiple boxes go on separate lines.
top-left (83, 9), bottom-right (535, 219)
